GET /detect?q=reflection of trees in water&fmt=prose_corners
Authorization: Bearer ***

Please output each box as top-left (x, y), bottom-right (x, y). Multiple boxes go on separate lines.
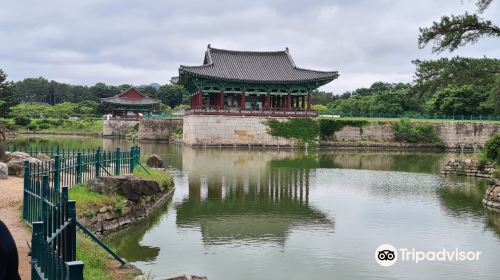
top-left (318, 151), bottom-right (448, 173)
top-left (176, 167), bottom-right (333, 245)
top-left (105, 202), bottom-right (172, 262)
top-left (438, 176), bottom-right (500, 238)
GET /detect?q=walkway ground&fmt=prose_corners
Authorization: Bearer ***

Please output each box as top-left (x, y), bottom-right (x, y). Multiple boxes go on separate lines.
top-left (0, 176), bottom-right (31, 280)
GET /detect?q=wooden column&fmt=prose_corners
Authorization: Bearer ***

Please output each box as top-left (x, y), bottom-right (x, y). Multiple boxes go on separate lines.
top-left (301, 95), bottom-right (305, 109)
top-left (240, 92), bottom-right (246, 109)
top-left (287, 93), bottom-right (292, 111)
top-left (307, 93), bottom-right (312, 111)
top-left (266, 92), bottom-right (271, 110)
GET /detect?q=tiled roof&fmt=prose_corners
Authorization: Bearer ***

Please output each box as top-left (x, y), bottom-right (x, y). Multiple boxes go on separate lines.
top-left (101, 87), bottom-right (160, 106)
top-left (176, 45), bottom-right (339, 85)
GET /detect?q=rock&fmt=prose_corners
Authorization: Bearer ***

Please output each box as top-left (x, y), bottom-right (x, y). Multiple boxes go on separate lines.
top-left (7, 151), bottom-right (31, 162)
top-left (88, 175), bottom-right (161, 202)
top-left (36, 153), bottom-right (51, 161)
top-left (146, 154), bottom-right (164, 168)
top-left (7, 158), bottom-right (42, 176)
top-left (1, 151), bottom-right (10, 162)
top-left (0, 162), bottom-right (8, 179)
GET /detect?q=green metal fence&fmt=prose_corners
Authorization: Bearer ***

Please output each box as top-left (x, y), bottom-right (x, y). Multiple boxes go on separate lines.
top-left (25, 146), bottom-right (141, 280)
top-left (7, 145), bottom-right (101, 158)
top-left (318, 112), bottom-right (500, 121)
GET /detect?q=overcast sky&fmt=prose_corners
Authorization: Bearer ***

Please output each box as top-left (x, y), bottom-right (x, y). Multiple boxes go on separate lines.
top-left (0, 0), bottom-right (498, 94)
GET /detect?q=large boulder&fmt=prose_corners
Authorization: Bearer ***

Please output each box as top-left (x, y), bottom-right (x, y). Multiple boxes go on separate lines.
top-left (0, 162), bottom-right (8, 179)
top-left (88, 175), bottom-right (161, 202)
top-left (146, 154), bottom-right (164, 168)
top-left (6, 151), bottom-right (31, 162)
top-left (7, 158), bottom-right (41, 176)
top-left (36, 153), bottom-right (51, 161)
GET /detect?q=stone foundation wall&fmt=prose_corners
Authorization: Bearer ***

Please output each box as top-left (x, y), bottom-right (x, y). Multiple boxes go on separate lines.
top-left (441, 158), bottom-right (495, 178)
top-left (78, 188), bottom-right (174, 234)
top-left (103, 120), bottom-right (138, 138)
top-left (183, 115), bottom-right (297, 146)
top-left (138, 118), bottom-right (183, 142)
top-left (330, 122), bottom-right (499, 149)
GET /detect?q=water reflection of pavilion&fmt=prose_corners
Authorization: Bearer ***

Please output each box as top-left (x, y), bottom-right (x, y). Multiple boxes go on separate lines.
top-left (177, 149), bottom-right (334, 245)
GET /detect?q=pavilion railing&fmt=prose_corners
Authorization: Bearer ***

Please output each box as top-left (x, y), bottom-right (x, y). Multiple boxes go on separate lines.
top-left (186, 107), bottom-right (317, 117)
top-left (25, 146), bottom-right (141, 280)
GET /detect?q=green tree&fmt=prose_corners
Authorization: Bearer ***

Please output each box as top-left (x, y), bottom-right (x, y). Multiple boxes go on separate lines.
top-left (0, 68), bottom-right (16, 116)
top-left (14, 77), bottom-right (50, 103)
top-left (411, 57), bottom-right (500, 114)
top-left (156, 84), bottom-right (189, 108)
top-left (418, 0), bottom-right (499, 53)
top-left (427, 85), bottom-right (484, 115)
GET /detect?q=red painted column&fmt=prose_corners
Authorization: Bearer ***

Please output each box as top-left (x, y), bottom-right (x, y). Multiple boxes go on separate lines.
top-left (220, 92), bottom-right (225, 109)
top-left (266, 92), bottom-right (270, 110)
top-left (240, 92), bottom-right (246, 109)
top-left (307, 93), bottom-right (312, 111)
top-left (287, 93), bottom-right (292, 111)
top-left (199, 91), bottom-right (204, 108)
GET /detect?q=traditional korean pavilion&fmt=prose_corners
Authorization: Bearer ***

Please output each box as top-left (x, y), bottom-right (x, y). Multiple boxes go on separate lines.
top-left (101, 87), bottom-right (160, 118)
top-left (172, 45), bottom-right (339, 117)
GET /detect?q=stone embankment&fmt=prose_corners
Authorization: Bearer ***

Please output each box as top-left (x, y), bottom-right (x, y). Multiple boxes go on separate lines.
top-left (483, 183), bottom-right (500, 211)
top-left (80, 175), bottom-right (174, 234)
top-left (441, 158), bottom-right (495, 178)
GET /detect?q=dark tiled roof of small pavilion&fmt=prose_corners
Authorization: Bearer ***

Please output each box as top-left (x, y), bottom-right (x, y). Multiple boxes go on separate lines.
top-left (101, 87), bottom-right (160, 106)
top-left (176, 45), bottom-right (339, 85)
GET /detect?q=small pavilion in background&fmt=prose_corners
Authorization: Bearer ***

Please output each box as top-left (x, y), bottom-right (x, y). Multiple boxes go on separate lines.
top-left (172, 45), bottom-right (339, 117)
top-left (101, 87), bottom-right (160, 119)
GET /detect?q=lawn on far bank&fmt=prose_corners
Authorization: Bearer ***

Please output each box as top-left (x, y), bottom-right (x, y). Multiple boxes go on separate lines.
top-left (1, 118), bottom-right (103, 134)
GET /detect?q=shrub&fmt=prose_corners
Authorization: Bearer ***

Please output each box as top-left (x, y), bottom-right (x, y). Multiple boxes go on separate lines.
top-left (392, 119), bottom-right (440, 144)
top-left (26, 123), bottom-right (39, 131)
top-left (38, 122), bottom-right (50, 130)
top-left (264, 118), bottom-right (319, 144)
top-left (319, 119), bottom-right (368, 139)
top-left (482, 133), bottom-right (500, 163)
top-left (14, 116), bottom-right (31, 126)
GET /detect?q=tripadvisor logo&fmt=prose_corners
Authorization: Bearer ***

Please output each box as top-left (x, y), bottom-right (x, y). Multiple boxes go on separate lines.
top-left (375, 244), bottom-right (481, 267)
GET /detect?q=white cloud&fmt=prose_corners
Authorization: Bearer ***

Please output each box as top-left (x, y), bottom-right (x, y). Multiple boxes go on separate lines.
top-left (0, 0), bottom-right (498, 93)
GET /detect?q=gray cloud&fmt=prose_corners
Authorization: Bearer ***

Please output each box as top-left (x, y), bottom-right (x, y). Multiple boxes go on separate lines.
top-left (0, 0), bottom-right (498, 93)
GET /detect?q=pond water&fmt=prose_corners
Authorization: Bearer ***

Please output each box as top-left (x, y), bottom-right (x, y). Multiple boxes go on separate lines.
top-left (7, 136), bottom-right (500, 280)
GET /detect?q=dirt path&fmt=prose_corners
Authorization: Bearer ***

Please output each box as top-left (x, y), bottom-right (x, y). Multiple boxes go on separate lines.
top-left (0, 176), bottom-right (31, 280)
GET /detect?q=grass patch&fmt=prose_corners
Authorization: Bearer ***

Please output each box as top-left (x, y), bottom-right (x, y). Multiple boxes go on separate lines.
top-left (8, 118), bottom-right (103, 133)
top-left (77, 234), bottom-right (140, 280)
top-left (69, 185), bottom-right (125, 217)
top-left (77, 234), bottom-right (113, 280)
top-left (133, 165), bottom-right (173, 190)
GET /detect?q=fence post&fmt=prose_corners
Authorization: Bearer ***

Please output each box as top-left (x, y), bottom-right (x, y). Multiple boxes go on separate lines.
top-left (67, 200), bottom-right (77, 261)
top-left (76, 152), bottom-right (82, 184)
top-left (95, 148), bottom-right (101, 178)
top-left (23, 160), bottom-right (30, 221)
top-left (129, 147), bottom-right (135, 173)
top-left (54, 153), bottom-right (61, 191)
top-left (65, 261), bottom-right (84, 280)
top-left (31, 221), bottom-right (44, 280)
top-left (115, 148), bottom-right (121, 175)
top-left (42, 175), bottom-right (49, 237)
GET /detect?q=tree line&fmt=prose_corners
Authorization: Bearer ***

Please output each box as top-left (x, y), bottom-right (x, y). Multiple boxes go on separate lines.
top-left (0, 73), bottom-right (190, 118)
top-left (312, 57), bottom-right (500, 116)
